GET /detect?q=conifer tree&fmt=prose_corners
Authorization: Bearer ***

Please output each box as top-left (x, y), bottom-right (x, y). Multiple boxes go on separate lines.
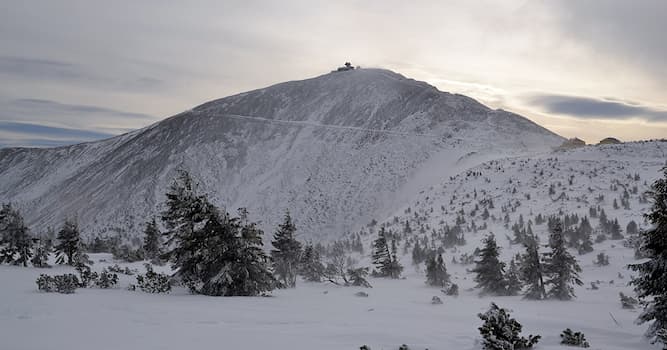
top-left (347, 267), bottom-right (372, 288)
top-left (629, 166), bottom-right (667, 347)
top-left (519, 237), bottom-right (546, 300)
top-left (31, 238), bottom-right (50, 268)
top-left (478, 302), bottom-right (541, 349)
top-left (425, 253), bottom-right (450, 288)
top-left (371, 228), bottom-right (402, 278)
top-left (54, 219), bottom-right (81, 265)
top-left (543, 222), bottom-right (583, 300)
top-left (0, 204), bottom-right (33, 266)
top-left (299, 243), bottom-right (325, 282)
top-left (411, 241), bottom-right (425, 265)
top-left (271, 211), bottom-right (302, 288)
top-left (142, 218), bottom-right (161, 262)
top-left (225, 210), bottom-right (277, 296)
top-left (161, 169), bottom-right (211, 265)
top-left (505, 258), bottom-right (523, 296)
top-left (160, 171), bottom-right (276, 296)
top-left (472, 234), bottom-right (507, 295)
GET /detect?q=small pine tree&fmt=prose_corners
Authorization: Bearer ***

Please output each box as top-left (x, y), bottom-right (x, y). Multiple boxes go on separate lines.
top-left (271, 211), bottom-right (302, 288)
top-left (519, 237), bottom-right (546, 300)
top-left (160, 169), bottom-right (211, 265)
top-left (31, 238), bottom-right (50, 268)
top-left (299, 243), bottom-right (325, 282)
top-left (230, 214), bottom-right (277, 295)
top-left (472, 234), bottom-right (507, 295)
top-left (478, 302), bottom-right (541, 349)
top-left (347, 267), bottom-right (372, 288)
top-left (372, 228), bottom-right (402, 278)
top-left (0, 204), bottom-right (33, 266)
top-left (134, 264), bottom-right (171, 293)
top-left (593, 252), bottom-right (610, 266)
top-left (543, 222), bottom-right (583, 300)
top-left (629, 166), bottom-right (667, 347)
top-left (505, 259), bottom-right (523, 296)
top-left (560, 328), bottom-right (590, 348)
top-left (54, 219), bottom-right (81, 266)
top-left (142, 218), bottom-right (161, 262)
top-left (160, 171), bottom-right (276, 296)
top-left (425, 253), bottom-right (450, 288)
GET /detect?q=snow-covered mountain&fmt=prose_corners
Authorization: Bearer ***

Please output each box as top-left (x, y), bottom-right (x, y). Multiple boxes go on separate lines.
top-left (0, 68), bottom-right (563, 240)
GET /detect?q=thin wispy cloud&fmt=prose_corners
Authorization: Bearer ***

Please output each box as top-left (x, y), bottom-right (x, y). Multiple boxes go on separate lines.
top-left (0, 121), bottom-right (115, 148)
top-left (0, 97), bottom-right (155, 146)
top-left (8, 98), bottom-right (154, 120)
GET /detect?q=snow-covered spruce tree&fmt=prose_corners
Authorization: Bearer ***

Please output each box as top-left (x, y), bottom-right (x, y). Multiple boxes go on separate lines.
top-left (142, 218), bottom-right (161, 262)
top-left (31, 237), bottom-right (50, 268)
top-left (271, 211), bottom-right (302, 288)
top-left (54, 219), bottom-right (81, 265)
top-left (519, 237), bottom-right (546, 300)
top-left (160, 169), bottom-right (211, 266)
top-left (227, 209), bottom-right (277, 296)
top-left (560, 328), bottom-right (590, 348)
top-left (425, 253), bottom-right (450, 288)
top-left (371, 227), bottom-right (402, 278)
top-left (0, 204), bottom-right (33, 266)
top-left (347, 267), bottom-right (372, 288)
top-left (161, 171), bottom-right (276, 296)
top-left (477, 302), bottom-right (541, 350)
top-left (593, 252), bottom-right (610, 266)
top-left (472, 233), bottom-right (507, 296)
top-left (299, 243), bottom-right (325, 282)
top-left (543, 222), bottom-right (583, 300)
top-left (505, 258), bottom-right (523, 296)
top-left (134, 263), bottom-right (171, 293)
top-left (189, 209), bottom-right (276, 296)
top-left (629, 166), bottom-right (667, 347)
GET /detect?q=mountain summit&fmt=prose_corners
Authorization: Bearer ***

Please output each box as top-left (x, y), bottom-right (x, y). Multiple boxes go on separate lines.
top-left (0, 68), bottom-right (563, 239)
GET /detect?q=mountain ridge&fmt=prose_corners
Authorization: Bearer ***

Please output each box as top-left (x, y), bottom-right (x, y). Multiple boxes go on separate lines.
top-left (0, 68), bottom-right (563, 241)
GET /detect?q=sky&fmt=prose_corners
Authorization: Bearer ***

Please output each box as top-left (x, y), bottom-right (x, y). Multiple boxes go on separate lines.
top-left (1, 0), bottom-right (666, 147)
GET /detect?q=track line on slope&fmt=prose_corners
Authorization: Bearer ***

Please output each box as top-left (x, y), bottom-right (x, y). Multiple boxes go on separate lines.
top-left (190, 111), bottom-right (454, 140)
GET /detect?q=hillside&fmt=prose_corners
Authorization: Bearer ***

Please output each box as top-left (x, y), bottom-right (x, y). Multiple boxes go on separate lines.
top-left (0, 68), bottom-right (563, 240)
top-left (372, 140), bottom-right (666, 259)
top-left (1, 140), bottom-right (665, 349)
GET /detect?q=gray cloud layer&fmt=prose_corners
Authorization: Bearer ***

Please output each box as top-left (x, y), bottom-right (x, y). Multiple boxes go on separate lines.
top-left (529, 95), bottom-right (667, 122)
top-left (8, 98), bottom-right (153, 120)
top-left (0, 55), bottom-right (165, 92)
top-left (547, 1), bottom-right (667, 82)
top-left (0, 97), bottom-right (154, 147)
top-left (1, 1), bottom-right (666, 147)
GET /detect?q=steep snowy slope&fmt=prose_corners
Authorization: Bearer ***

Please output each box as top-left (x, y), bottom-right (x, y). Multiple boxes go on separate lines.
top-left (0, 68), bottom-right (563, 240)
top-left (374, 140), bottom-right (667, 263)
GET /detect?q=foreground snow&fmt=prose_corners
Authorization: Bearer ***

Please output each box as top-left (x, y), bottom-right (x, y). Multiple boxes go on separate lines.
top-left (0, 250), bottom-right (657, 350)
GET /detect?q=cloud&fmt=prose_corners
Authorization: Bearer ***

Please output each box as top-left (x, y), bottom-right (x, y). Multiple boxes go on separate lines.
top-left (0, 56), bottom-right (85, 81)
top-left (547, 1), bottom-right (667, 82)
top-left (0, 55), bottom-right (165, 92)
top-left (0, 121), bottom-right (113, 139)
top-left (0, 121), bottom-right (115, 148)
top-left (527, 94), bottom-right (667, 122)
top-left (0, 97), bottom-right (155, 148)
top-left (8, 98), bottom-right (153, 120)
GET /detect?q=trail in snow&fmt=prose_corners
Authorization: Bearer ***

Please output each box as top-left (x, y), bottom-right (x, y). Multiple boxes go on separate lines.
top-left (191, 111), bottom-right (454, 140)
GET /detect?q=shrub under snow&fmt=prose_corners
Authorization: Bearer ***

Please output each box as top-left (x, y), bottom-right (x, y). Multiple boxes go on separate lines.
top-left (477, 302), bottom-right (540, 350)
